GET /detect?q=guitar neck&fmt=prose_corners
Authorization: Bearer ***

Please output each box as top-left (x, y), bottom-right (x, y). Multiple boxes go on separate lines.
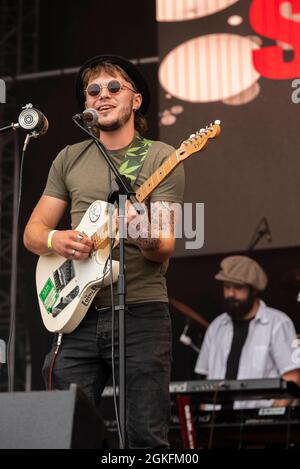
top-left (135, 150), bottom-right (180, 203)
top-left (91, 121), bottom-right (221, 249)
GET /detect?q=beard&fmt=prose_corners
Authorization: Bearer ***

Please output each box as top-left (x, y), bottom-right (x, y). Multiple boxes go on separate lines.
top-left (223, 290), bottom-right (257, 320)
top-left (98, 102), bottom-right (133, 132)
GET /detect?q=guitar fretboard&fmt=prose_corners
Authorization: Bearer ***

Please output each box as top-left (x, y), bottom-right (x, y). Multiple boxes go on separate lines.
top-left (136, 150), bottom-right (180, 203)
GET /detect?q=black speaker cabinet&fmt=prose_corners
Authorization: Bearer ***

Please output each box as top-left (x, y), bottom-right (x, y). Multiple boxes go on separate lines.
top-left (0, 384), bottom-right (108, 449)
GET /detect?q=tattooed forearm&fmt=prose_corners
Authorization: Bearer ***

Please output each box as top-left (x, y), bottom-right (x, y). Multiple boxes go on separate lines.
top-left (150, 201), bottom-right (175, 239)
top-left (133, 237), bottom-right (161, 251)
top-left (127, 201), bottom-right (176, 252)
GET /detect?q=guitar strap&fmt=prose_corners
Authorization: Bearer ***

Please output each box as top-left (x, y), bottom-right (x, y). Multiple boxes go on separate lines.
top-left (118, 134), bottom-right (153, 186)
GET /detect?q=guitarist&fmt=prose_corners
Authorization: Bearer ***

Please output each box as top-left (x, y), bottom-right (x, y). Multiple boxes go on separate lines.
top-left (23, 54), bottom-right (185, 448)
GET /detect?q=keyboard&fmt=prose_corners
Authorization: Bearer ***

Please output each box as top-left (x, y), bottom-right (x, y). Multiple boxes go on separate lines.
top-left (169, 378), bottom-right (300, 402)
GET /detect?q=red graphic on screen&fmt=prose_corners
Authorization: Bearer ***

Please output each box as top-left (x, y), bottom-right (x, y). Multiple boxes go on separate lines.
top-left (250, 0), bottom-right (300, 79)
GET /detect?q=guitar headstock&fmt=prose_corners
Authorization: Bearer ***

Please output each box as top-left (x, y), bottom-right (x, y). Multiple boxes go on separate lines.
top-left (177, 120), bottom-right (221, 161)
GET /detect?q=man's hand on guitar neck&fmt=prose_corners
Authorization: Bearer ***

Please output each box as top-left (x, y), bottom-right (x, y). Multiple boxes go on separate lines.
top-left (50, 230), bottom-right (93, 260)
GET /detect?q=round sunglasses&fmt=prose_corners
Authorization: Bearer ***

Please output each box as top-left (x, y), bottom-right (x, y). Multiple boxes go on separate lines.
top-left (85, 80), bottom-right (137, 98)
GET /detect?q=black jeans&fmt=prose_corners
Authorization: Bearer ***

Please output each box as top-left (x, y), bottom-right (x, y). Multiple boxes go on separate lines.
top-left (42, 302), bottom-right (171, 448)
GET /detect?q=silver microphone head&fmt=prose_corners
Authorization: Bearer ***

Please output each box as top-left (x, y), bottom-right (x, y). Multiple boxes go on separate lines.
top-left (18, 107), bottom-right (48, 136)
top-left (82, 108), bottom-right (99, 126)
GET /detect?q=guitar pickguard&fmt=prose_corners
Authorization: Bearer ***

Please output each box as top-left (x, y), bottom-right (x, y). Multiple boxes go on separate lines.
top-left (53, 259), bottom-right (75, 292)
top-left (51, 285), bottom-right (80, 317)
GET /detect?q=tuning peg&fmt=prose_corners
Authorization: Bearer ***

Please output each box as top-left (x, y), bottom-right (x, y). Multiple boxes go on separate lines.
top-left (214, 119), bottom-right (221, 125)
top-left (189, 133), bottom-right (196, 139)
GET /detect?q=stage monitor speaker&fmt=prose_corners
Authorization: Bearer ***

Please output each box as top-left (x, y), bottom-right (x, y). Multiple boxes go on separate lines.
top-left (0, 384), bottom-right (109, 449)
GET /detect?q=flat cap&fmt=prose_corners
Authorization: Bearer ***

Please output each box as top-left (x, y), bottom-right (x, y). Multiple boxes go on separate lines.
top-left (75, 54), bottom-right (150, 115)
top-left (215, 255), bottom-right (268, 291)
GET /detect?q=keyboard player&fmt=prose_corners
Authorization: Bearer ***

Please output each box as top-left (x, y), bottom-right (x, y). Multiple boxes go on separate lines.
top-left (194, 256), bottom-right (300, 408)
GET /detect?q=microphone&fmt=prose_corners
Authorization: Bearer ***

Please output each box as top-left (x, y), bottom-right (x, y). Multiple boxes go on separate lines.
top-left (18, 106), bottom-right (49, 136)
top-left (73, 108), bottom-right (99, 126)
top-left (0, 103), bottom-right (48, 137)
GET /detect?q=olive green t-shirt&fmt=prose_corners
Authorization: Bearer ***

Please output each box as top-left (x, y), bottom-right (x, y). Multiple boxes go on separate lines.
top-left (43, 137), bottom-right (185, 306)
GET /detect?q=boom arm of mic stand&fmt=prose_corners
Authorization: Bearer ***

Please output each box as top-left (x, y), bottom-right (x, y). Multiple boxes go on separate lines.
top-left (0, 122), bottom-right (20, 134)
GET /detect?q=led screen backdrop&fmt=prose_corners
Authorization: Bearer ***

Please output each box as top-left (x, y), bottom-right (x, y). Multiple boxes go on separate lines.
top-left (157, 0), bottom-right (300, 256)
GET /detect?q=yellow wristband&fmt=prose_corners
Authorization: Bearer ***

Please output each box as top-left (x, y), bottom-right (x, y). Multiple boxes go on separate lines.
top-left (47, 230), bottom-right (57, 250)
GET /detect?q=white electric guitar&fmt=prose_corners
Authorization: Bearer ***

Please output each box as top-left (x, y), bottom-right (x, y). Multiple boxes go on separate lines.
top-left (36, 121), bottom-right (221, 333)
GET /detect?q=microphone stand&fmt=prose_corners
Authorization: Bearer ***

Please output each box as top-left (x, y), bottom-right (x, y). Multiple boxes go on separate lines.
top-left (1, 104), bottom-right (45, 392)
top-left (5, 128), bottom-right (36, 392)
top-left (180, 322), bottom-right (200, 353)
top-left (72, 118), bottom-right (140, 449)
top-left (247, 231), bottom-right (265, 252)
top-left (247, 217), bottom-right (271, 253)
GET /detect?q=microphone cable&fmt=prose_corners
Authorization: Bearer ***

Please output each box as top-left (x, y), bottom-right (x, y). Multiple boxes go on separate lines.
top-left (109, 213), bottom-right (125, 449)
top-left (107, 166), bottom-right (125, 449)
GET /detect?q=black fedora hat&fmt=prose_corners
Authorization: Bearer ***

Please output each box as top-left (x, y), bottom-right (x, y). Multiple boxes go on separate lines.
top-left (75, 54), bottom-right (150, 115)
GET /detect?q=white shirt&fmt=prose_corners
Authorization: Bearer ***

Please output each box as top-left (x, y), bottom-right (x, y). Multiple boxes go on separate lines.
top-left (195, 300), bottom-right (300, 408)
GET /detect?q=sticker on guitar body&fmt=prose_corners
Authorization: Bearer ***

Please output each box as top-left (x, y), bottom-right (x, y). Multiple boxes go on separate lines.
top-left (39, 278), bottom-right (59, 313)
top-left (81, 284), bottom-right (102, 307)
